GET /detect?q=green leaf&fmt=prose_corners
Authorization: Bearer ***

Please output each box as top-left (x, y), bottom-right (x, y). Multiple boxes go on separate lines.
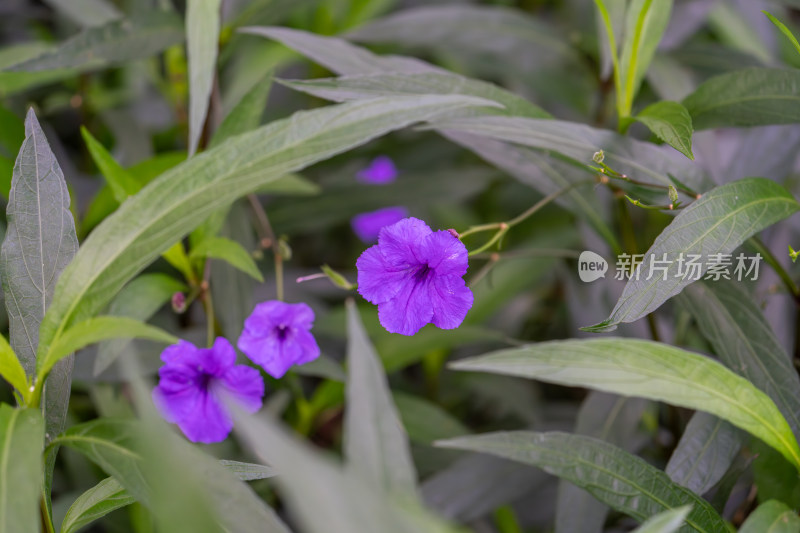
top-left (95, 273), bottom-right (187, 375)
top-left (343, 299), bottom-right (417, 496)
top-left (208, 73), bottom-right (273, 149)
top-left (245, 26), bottom-right (549, 119)
top-left (618, 0), bottom-right (673, 116)
top-left (676, 280), bottom-right (800, 439)
top-left (81, 126), bottom-right (141, 202)
top-left (438, 431), bottom-right (725, 532)
top-left (0, 405), bottom-right (45, 533)
top-left (764, 11), bottom-right (800, 59)
top-left (431, 114), bottom-right (708, 190)
top-left (41, 0), bottom-right (121, 28)
top-left (665, 412), bottom-right (743, 495)
top-left (186, 0), bottom-right (221, 156)
top-left (632, 506), bottom-right (693, 533)
top-left (189, 236), bottom-right (263, 282)
top-left (5, 11), bottom-right (184, 73)
top-left (449, 338), bottom-right (800, 471)
top-left (739, 500), bottom-right (800, 533)
top-left (280, 73), bottom-right (550, 119)
top-left (233, 410), bottom-right (465, 533)
top-left (556, 392), bottom-right (650, 533)
top-left (40, 316), bottom-right (178, 378)
top-left (393, 392), bottom-right (470, 446)
top-left (61, 477), bottom-right (136, 533)
top-left (633, 101), bottom-right (694, 159)
top-left (0, 333), bottom-right (28, 401)
top-left (683, 68), bottom-right (800, 129)
top-left (36, 95), bottom-right (499, 367)
top-left (587, 178), bottom-right (799, 332)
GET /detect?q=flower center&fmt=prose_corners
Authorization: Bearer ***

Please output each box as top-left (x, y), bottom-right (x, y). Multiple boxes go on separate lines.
top-left (197, 371), bottom-right (212, 390)
top-left (414, 263), bottom-right (433, 281)
top-left (275, 324), bottom-right (290, 341)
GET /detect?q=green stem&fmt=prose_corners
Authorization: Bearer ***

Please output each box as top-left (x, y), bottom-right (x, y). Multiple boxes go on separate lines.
top-left (593, 0), bottom-right (624, 119)
top-left (468, 227), bottom-right (508, 257)
top-left (248, 194), bottom-right (284, 301)
top-left (749, 236), bottom-right (800, 303)
top-left (40, 493), bottom-right (55, 533)
top-left (202, 260), bottom-right (216, 347)
top-left (621, 0), bottom-right (655, 119)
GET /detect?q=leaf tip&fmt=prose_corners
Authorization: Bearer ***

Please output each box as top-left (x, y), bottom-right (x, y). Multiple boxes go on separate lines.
top-left (579, 320), bottom-right (617, 333)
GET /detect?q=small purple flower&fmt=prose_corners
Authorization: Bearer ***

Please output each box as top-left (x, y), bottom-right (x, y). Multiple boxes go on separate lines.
top-left (238, 301), bottom-right (320, 378)
top-left (356, 156), bottom-right (397, 184)
top-left (357, 217), bottom-right (474, 336)
top-left (351, 206), bottom-right (409, 243)
top-left (153, 338), bottom-right (264, 443)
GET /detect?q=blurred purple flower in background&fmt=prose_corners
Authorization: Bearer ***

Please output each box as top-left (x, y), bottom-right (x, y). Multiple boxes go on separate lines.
top-left (238, 300), bottom-right (320, 378)
top-left (357, 217), bottom-right (473, 336)
top-left (351, 206), bottom-right (409, 243)
top-left (356, 155), bottom-right (398, 184)
top-left (153, 338), bottom-right (264, 443)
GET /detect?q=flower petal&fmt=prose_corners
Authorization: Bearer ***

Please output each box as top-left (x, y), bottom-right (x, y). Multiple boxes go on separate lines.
top-left (356, 245), bottom-right (410, 304)
top-left (244, 300), bottom-right (315, 331)
top-left (430, 274), bottom-right (474, 330)
top-left (179, 388), bottom-right (234, 444)
top-left (377, 276), bottom-right (434, 336)
top-left (356, 155), bottom-right (397, 184)
top-left (216, 365), bottom-right (265, 413)
top-left (420, 230), bottom-right (469, 278)
top-left (377, 217), bottom-right (431, 268)
top-left (351, 206), bottom-right (409, 243)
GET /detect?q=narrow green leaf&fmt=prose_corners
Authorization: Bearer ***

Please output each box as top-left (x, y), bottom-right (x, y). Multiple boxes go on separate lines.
top-left (208, 74), bottom-right (273, 149)
top-left (683, 68), bottom-right (800, 129)
top-left (95, 273), bottom-right (187, 375)
top-left (587, 178), bottom-right (799, 332)
top-left (0, 405), bottom-right (45, 533)
top-left (189, 236), bottom-right (263, 282)
top-left (676, 280), bottom-right (800, 439)
top-left (37, 96), bottom-right (499, 368)
top-left (186, 0), bottom-right (221, 156)
top-left (41, 316), bottom-right (178, 378)
top-left (438, 431), bottom-right (725, 532)
top-left (61, 477), bottom-right (136, 533)
top-left (739, 500), bottom-right (800, 533)
top-left (42, 0), bottom-right (121, 28)
top-left (764, 11), bottom-right (800, 58)
top-left (449, 338), bottom-right (800, 471)
top-left (280, 73), bottom-right (550, 119)
top-left (556, 392), bottom-right (650, 533)
top-left (233, 410), bottom-right (465, 533)
top-left (666, 412), bottom-right (743, 495)
top-left (0, 333), bottom-right (29, 401)
top-left (245, 26), bottom-right (549, 119)
top-left (344, 299), bottom-right (417, 496)
top-left (633, 101), bottom-right (694, 159)
top-left (81, 126), bottom-right (141, 202)
top-left (5, 11), bottom-right (184, 73)
top-left (618, 0), bottom-right (673, 116)
top-left (632, 506), bottom-right (693, 533)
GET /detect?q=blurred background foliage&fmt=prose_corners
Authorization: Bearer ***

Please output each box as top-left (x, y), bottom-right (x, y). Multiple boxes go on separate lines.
top-left (3, 0), bottom-right (800, 531)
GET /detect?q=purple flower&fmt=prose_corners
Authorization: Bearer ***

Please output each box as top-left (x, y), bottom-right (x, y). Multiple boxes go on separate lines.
top-left (356, 156), bottom-right (397, 184)
top-left (238, 301), bottom-right (320, 378)
top-left (351, 206), bottom-right (409, 243)
top-left (356, 217), bottom-right (474, 336)
top-left (152, 338), bottom-right (264, 443)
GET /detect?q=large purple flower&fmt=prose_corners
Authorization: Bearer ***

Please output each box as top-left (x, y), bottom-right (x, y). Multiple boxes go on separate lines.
top-left (356, 217), bottom-right (474, 336)
top-left (152, 338), bottom-right (264, 443)
top-left (351, 206), bottom-right (409, 243)
top-left (238, 301), bottom-right (320, 378)
top-left (356, 156), bottom-right (397, 184)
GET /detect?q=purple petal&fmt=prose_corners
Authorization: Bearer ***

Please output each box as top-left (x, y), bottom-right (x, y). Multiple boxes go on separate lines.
top-left (244, 300), bottom-right (315, 331)
top-left (356, 156), bottom-right (397, 184)
top-left (159, 338), bottom-right (234, 378)
top-left (216, 365), bottom-right (265, 413)
top-left (351, 206), bottom-right (409, 243)
top-left (377, 217), bottom-right (431, 267)
top-left (419, 230), bottom-right (469, 278)
top-left (178, 388), bottom-right (234, 444)
top-left (430, 275), bottom-right (474, 329)
top-left (356, 245), bottom-right (410, 304)
top-left (377, 277), bottom-right (434, 336)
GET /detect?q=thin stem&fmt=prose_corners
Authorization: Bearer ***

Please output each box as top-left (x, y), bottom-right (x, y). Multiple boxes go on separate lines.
top-left (593, 0), bottom-right (623, 118)
top-left (248, 194), bottom-right (284, 301)
top-left (749, 236), bottom-right (800, 304)
top-left (202, 260), bottom-right (215, 347)
top-left (469, 226), bottom-right (508, 257)
top-left (471, 248), bottom-right (582, 261)
top-left (40, 493), bottom-right (55, 533)
top-left (507, 180), bottom-right (596, 228)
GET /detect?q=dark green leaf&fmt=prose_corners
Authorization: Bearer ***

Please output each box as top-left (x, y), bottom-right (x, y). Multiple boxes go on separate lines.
top-left (438, 431), bottom-right (725, 532)
top-left (61, 477), bottom-right (135, 533)
top-left (393, 392), bottom-right (470, 446)
top-left (0, 405), bottom-right (44, 533)
top-left (633, 101), bottom-right (694, 159)
top-left (683, 68), bottom-right (800, 129)
top-left (189, 237), bottom-right (263, 282)
top-left (739, 500), bottom-right (800, 533)
top-left (587, 178), bottom-right (799, 332)
top-left (208, 74), bottom-right (273, 149)
top-left (186, 0), bottom-right (221, 156)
